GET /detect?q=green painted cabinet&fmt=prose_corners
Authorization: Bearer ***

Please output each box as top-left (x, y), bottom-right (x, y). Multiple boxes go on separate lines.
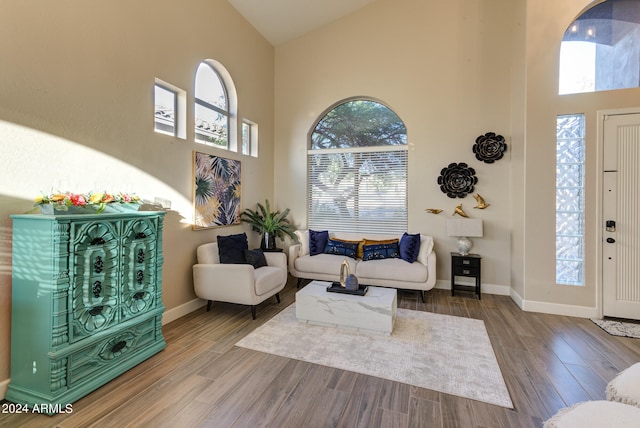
top-left (7, 212), bottom-right (166, 411)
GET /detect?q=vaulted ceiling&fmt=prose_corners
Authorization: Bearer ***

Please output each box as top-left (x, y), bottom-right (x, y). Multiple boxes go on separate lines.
top-left (227, 0), bottom-right (379, 45)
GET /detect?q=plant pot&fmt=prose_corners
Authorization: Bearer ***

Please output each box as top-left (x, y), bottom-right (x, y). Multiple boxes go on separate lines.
top-left (261, 232), bottom-right (277, 250)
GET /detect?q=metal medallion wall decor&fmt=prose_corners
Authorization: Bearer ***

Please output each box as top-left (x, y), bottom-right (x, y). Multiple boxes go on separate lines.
top-left (437, 162), bottom-right (478, 198)
top-left (473, 132), bottom-right (507, 163)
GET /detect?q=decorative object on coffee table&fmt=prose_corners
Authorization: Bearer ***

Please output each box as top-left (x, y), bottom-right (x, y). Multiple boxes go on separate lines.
top-left (344, 273), bottom-right (359, 291)
top-left (473, 132), bottom-right (507, 163)
top-left (437, 162), bottom-right (478, 198)
top-left (327, 282), bottom-right (369, 296)
top-left (241, 199), bottom-right (295, 250)
top-left (329, 258), bottom-right (362, 293)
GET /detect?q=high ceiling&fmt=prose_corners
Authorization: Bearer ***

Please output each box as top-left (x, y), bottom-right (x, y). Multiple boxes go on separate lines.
top-left (227, 0), bottom-right (379, 45)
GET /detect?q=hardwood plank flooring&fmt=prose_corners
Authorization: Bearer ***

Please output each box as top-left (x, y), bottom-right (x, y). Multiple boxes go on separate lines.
top-left (2, 277), bottom-right (640, 427)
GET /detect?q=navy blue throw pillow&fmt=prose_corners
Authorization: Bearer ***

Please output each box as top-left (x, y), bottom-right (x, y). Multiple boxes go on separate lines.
top-left (399, 232), bottom-right (421, 263)
top-left (324, 238), bottom-right (359, 259)
top-left (362, 242), bottom-right (400, 261)
top-left (244, 249), bottom-right (267, 269)
top-left (217, 233), bottom-right (248, 264)
top-left (309, 230), bottom-right (329, 256)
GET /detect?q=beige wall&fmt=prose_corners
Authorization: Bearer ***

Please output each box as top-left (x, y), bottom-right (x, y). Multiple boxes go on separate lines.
top-left (275, 0), bottom-right (516, 291)
top-left (0, 0), bottom-right (274, 396)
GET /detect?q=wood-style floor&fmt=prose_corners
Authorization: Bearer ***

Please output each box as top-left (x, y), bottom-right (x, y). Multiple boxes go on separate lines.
top-left (2, 277), bottom-right (640, 428)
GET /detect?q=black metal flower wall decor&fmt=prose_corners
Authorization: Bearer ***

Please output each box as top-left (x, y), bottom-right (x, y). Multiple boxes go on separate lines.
top-left (473, 132), bottom-right (507, 163)
top-left (437, 163), bottom-right (478, 198)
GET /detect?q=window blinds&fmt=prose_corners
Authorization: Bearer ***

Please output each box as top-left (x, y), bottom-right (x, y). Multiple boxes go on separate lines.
top-left (307, 147), bottom-right (408, 234)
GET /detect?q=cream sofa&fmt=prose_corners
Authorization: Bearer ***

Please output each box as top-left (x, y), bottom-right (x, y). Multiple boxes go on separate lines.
top-left (288, 230), bottom-right (436, 301)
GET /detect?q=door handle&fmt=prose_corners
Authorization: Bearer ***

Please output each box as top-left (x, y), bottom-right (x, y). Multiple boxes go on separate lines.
top-left (607, 237), bottom-right (615, 243)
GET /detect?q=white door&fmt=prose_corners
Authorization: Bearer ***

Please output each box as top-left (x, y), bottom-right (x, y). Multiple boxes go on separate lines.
top-left (602, 112), bottom-right (640, 320)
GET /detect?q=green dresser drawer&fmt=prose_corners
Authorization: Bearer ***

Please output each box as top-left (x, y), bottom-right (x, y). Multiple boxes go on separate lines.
top-left (67, 316), bottom-right (158, 387)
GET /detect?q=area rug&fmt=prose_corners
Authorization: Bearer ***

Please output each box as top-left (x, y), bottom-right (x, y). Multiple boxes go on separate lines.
top-left (235, 304), bottom-right (513, 408)
top-left (591, 318), bottom-right (640, 339)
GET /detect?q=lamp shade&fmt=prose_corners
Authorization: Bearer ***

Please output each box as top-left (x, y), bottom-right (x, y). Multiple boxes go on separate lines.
top-left (446, 219), bottom-right (483, 237)
top-left (446, 219), bottom-right (483, 255)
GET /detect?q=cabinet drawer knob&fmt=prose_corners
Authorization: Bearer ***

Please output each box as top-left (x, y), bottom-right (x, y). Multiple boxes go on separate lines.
top-left (463, 269), bottom-right (470, 275)
top-left (112, 340), bottom-right (127, 353)
top-left (92, 281), bottom-right (102, 298)
top-left (463, 260), bottom-right (470, 265)
top-left (94, 256), bottom-right (104, 273)
top-left (137, 249), bottom-right (145, 263)
top-left (88, 305), bottom-right (104, 316)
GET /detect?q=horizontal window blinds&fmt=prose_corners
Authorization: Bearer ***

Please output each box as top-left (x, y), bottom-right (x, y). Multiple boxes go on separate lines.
top-left (308, 147), bottom-right (408, 234)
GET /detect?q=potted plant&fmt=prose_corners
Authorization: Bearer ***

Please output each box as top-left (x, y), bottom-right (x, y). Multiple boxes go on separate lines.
top-left (241, 199), bottom-right (296, 250)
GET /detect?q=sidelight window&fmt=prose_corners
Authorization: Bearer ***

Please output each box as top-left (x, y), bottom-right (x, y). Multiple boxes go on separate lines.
top-left (556, 114), bottom-right (585, 285)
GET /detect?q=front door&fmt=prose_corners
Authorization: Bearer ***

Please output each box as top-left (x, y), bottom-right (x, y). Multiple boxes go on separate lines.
top-left (602, 112), bottom-right (640, 320)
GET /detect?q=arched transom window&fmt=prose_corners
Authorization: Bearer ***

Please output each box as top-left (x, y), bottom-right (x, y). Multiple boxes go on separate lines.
top-left (560, 0), bottom-right (640, 94)
top-left (195, 62), bottom-right (230, 148)
top-left (308, 99), bottom-right (408, 234)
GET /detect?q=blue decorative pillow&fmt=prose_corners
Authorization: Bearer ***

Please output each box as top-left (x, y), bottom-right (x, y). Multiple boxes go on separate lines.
top-left (244, 249), bottom-right (267, 269)
top-left (362, 242), bottom-right (400, 261)
top-left (399, 232), bottom-right (421, 263)
top-left (309, 230), bottom-right (329, 256)
top-left (324, 238), bottom-right (359, 259)
top-left (217, 233), bottom-right (248, 264)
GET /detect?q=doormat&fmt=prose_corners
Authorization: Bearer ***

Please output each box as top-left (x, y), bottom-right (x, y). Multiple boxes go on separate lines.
top-left (591, 318), bottom-right (640, 339)
top-left (236, 304), bottom-right (513, 408)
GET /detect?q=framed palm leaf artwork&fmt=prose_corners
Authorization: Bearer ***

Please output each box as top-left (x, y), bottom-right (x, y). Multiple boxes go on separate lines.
top-left (193, 151), bottom-right (241, 229)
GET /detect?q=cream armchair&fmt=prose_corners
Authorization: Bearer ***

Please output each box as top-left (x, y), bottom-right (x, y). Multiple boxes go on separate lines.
top-left (193, 242), bottom-right (287, 319)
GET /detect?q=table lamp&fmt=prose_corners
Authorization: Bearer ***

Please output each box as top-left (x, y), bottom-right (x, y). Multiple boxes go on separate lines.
top-left (447, 219), bottom-right (483, 255)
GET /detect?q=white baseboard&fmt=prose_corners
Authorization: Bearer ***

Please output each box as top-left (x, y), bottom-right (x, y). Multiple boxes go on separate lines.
top-left (162, 298), bottom-right (206, 325)
top-left (437, 281), bottom-right (596, 318)
top-left (0, 377), bottom-right (9, 401)
top-left (434, 279), bottom-right (511, 296)
top-left (510, 288), bottom-right (524, 309)
top-left (509, 287), bottom-right (597, 318)
top-left (520, 299), bottom-right (598, 318)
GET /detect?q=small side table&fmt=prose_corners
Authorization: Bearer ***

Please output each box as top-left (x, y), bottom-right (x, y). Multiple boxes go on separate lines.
top-left (451, 252), bottom-right (481, 299)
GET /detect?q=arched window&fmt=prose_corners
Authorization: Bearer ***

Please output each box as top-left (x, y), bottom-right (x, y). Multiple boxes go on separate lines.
top-left (195, 62), bottom-right (231, 148)
top-left (560, 0), bottom-right (640, 94)
top-left (308, 98), bottom-right (408, 234)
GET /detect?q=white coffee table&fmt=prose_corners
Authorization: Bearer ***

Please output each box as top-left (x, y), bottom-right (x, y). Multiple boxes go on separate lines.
top-left (295, 280), bottom-right (397, 335)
